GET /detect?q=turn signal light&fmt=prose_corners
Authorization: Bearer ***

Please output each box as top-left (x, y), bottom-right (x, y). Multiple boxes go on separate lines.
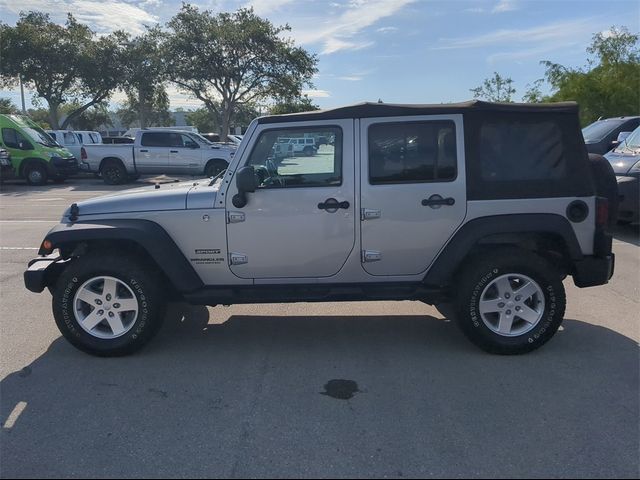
top-left (41, 240), bottom-right (53, 253)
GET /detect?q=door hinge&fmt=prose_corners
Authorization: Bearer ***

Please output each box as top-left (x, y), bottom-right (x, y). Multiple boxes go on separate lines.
top-left (362, 250), bottom-right (382, 263)
top-left (227, 211), bottom-right (246, 224)
top-left (361, 208), bottom-right (381, 221)
top-left (229, 252), bottom-right (248, 265)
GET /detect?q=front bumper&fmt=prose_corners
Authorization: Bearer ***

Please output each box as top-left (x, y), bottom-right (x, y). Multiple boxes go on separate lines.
top-left (573, 254), bottom-right (615, 288)
top-left (24, 254), bottom-right (68, 293)
top-left (616, 175), bottom-right (639, 223)
top-left (49, 157), bottom-right (79, 177)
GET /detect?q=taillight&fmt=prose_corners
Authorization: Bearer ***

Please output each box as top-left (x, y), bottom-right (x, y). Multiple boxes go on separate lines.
top-left (596, 197), bottom-right (609, 228)
top-left (81, 147), bottom-right (87, 160)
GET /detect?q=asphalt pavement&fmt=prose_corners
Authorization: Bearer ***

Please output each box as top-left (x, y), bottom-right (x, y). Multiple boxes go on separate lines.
top-left (0, 176), bottom-right (638, 478)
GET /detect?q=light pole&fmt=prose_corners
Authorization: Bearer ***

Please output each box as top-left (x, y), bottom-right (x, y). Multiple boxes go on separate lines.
top-left (19, 75), bottom-right (26, 113)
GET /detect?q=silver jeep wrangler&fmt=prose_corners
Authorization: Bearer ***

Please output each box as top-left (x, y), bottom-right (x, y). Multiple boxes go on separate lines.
top-left (24, 101), bottom-right (616, 356)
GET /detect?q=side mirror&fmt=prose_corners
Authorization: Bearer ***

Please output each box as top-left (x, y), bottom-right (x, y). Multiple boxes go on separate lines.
top-left (186, 142), bottom-right (199, 149)
top-left (232, 166), bottom-right (257, 208)
top-left (617, 131), bottom-right (632, 143)
top-left (18, 141), bottom-right (32, 150)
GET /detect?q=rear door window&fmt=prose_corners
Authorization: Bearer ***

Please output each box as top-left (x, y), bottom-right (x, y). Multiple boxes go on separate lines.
top-left (368, 121), bottom-right (457, 184)
top-left (141, 132), bottom-right (171, 147)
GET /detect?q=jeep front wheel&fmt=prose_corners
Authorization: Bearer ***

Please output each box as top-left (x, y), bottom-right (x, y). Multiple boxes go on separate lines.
top-left (52, 252), bottom-right (166, 356)
top-left (455, 250), bottom-right (566, 355)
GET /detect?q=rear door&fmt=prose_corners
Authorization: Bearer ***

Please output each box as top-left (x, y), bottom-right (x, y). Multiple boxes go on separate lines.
top-left (137, 132), bottom-right (170, 173)
top-left (360, 115), bottom-right (467, 276)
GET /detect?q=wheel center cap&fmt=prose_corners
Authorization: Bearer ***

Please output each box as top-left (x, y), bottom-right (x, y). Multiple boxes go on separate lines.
top-left (507, 301), bottom-right (515, 308)
top-left (104, 304), bottom-right (112, 311)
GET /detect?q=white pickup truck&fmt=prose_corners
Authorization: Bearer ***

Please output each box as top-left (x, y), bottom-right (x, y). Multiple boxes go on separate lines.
top-left (81, 129), bottom-right (235, 184)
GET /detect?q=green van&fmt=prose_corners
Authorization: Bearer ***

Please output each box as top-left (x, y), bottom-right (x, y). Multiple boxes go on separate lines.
top-left (0, 114), bottom-right (79, 185)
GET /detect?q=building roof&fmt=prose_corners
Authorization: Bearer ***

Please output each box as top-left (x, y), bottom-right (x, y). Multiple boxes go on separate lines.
top-left (257, 100), bottom-right (579, 124)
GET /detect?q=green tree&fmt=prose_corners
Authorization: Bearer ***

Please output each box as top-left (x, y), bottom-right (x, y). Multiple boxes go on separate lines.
top-left (269, 95), bottom-right (319, 115)
top-left (117, 89), bottom-right (172, 128)
top-left (0, 12), bottom-right (125, 129)
top-left (185, 108), bottom-right (218, 133)
top-left (162, 5), bottom-right (317, 140)
top-left (0, 98), bottom-right (20, 114)
top-left (121, 29), bottom-right (169, 128)
top-left (470, 72), bottom-right (516, 102)
top-left (522, 79), bottom-right (545, 103)
top-left (541, 26), bottom-right (640, 125)
top-left (60, 102), bottom-right (113, 131)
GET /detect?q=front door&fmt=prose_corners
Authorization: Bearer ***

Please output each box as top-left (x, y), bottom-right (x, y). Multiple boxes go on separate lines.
top-left (360, 115), bottom-right (467, 276)
top-left (226, 120), bottom-right (355, 279)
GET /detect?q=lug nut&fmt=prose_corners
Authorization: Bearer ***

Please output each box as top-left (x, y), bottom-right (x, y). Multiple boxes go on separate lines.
top-left (516, 306), bottom-right (522, 311)
top-left (506, 310), bottom-right (512, 315)
top-left (108, 312), bottom-right (114, 317)
top-left (504, 293), bottom-right (511, 299)
top-left (498, 302), bottom-right (505, 308)
top-left (515, 295), bottom-right (522, 301)
top-left (106, 294), bottom-right (112, 301)
top-left (95, 299), bottom-right (102, 305)
top-left (113, 303), bottom-right (120, 309)
top-left (97, 310), bottom-right (104, 315)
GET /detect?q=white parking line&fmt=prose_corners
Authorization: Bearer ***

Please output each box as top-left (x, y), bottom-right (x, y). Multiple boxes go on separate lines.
top-left (0, 220), bottom-right (58, 223)
top-left (1, 247), bottom-right (39, 250)
top-left (2, 401), bottom-right (27, 430)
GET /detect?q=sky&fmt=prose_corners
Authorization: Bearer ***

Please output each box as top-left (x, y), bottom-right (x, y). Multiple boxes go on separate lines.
top-left (1, 0), bottom-right (639, 111)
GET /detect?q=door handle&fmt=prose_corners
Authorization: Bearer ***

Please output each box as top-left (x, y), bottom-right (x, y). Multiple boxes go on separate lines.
top-left (170, 150), bottom-right (179, 153)
top-left (139, 149), bottom-right (148, 152)
top-left (421, 194), bottom-right (455, 208)
top-left (318, 198), bottom-right (350, 213)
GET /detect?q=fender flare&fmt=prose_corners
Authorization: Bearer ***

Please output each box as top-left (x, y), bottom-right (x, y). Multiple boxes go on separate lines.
top-left (19, 157), bottom-right (49, 177)
top-left (40, 219), bottom-right (203, 293)
top-left (423, 214), bottom-right (584, 287)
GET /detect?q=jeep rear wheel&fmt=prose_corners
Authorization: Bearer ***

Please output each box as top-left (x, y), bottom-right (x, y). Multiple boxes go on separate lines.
top-left (455, 249), bottom-right (566, 354)
top-left (52, 252), bottom-right (166, 356)
top-left (100, 160), bottom-right (127, 185)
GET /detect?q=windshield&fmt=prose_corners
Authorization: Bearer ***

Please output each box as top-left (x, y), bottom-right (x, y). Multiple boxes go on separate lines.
top-left (615, 127), bottom-right (640, 152)
top-left (582, 119), bottom-right (625, 143)
top-left (24, 126), bottom-right (59, 147)
top-left (190, 133), bottom-right (214, 145)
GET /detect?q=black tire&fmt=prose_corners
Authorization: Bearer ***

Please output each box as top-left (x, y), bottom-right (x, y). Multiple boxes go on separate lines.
top-left (53, 177), bottom-right (66, 184)
top-left (303, 146), bottom-right (314, 157)
top-left (455, 249), bottom-right (566, 355)
top-left (24, 163), bottom-right (48, 186)
top-left (52, 251), bottom-right (166, 357)
top-left (100, 160), bottom-right (127, 185)
top-left (205, 159), bottom-right (228, 178)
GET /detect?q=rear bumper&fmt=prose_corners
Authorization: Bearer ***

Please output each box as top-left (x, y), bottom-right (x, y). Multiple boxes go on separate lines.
top-left (573, 254), bottom-right (615, 288)
top-left (24, 254), bottom-right (67, 293)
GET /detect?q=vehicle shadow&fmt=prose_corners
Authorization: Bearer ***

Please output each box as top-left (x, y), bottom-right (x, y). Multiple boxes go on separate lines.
top-left (1, 304), bottom-right (638, 478)
top-left (612, 223), bottom-right (640, 246)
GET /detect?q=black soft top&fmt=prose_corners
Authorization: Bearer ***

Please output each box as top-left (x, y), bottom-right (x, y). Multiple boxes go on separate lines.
top-left (257, 100), bottom-right (579, 124)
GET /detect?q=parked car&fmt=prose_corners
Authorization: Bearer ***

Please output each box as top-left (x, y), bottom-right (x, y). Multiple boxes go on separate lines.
top-left (200, 133), bottom-right (220, 143)
top-left (0, 114), bottom-right (78, 185)
top-left (102, 136), bottom-right (135, 145)
top-left (582, 116), bottom-right (640, 154)
top-left (81, 129), bottom-right (236, 184)
top-left (123, 126), bottom-right (198, 137)
top-left (75, 131), bottom-right (102, 145)
top-left (277, 136), bottom-right (317, 156)
top-left (0, 148), bottom-right (12, 181)
top-left (228, 134), bottom-right (243, 145)
top-left (605, 126), bottom-right (640, 224)
top-left (25, 100), bottom-right (615, 357)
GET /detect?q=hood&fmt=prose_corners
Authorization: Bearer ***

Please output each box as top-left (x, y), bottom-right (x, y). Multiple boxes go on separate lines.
top-left (605, 149), bottom-right (640, 175)
top-left (63, 179), bottom-right (202, 219)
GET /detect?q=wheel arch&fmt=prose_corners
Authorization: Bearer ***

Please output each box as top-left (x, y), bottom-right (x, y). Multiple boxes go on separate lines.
top-left (99, 156), bottom-right (126, 172)
top-left (423, 214), bottom-right (583, 288)
top-left (19, 157), bottom-right (49, 177)
top-left (204, 158), bottom-right (229, 174)
top-left (38, 219), bottom-right (203, 294)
